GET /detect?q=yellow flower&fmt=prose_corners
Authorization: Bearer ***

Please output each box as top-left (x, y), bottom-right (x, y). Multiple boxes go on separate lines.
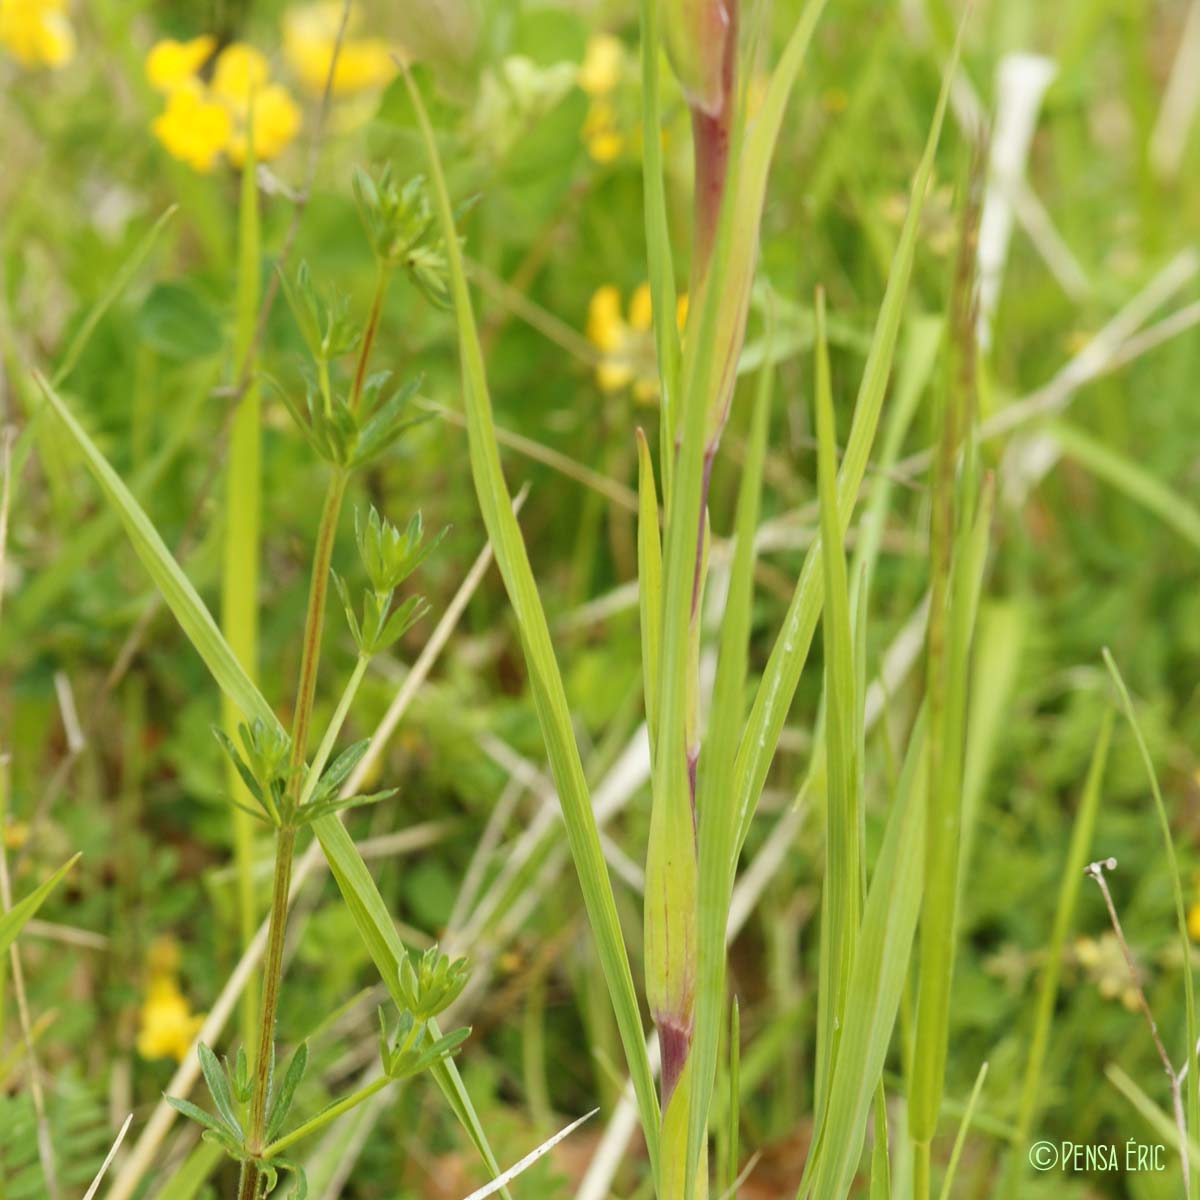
top-left (146, 38), bottom-right (301, 171)
top-left (582, 100), bottom-right (624, 164)
top-left (578, 33), bottom-right (622, 97)
top-left (137, 977), bottom-right (205, 1062)
top-left (283, 2), bottom-right (397, 96)
top-left (137, 938), bottom-right (205, 1063)
top-left (211, 42), bottom-right (270, 102)
top-left (151, 80), bottom-right (233, 173)
top-left (226, 83), bottom-right (302, 167)
top-left (145, 35), bottom-right (215, 91)
top-left (212, 43), bottom-right (302, 166)
top-left (1189, 903), bottom-right (1200, 943)
top-left (0, 0), bottom-right (74, 69)
top-left (586, 283), bottom-right (688, 401)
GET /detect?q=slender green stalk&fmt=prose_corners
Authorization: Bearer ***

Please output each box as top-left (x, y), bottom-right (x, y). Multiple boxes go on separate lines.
top-left (239, 470), bottom-right (347, 1200)
top-left (223, 138), bottom-right (265, 1054)
top-left (297, 654), bottom-right (369, 809)
top-left (262, 1076), bottom-right (391, 1159)
top-left (1003, 709), bottom-right (1112, 1195)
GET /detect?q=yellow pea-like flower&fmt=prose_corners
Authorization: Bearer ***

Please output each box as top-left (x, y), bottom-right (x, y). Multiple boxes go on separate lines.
top-left (137, 938), bottom-right (206, 1063)
top-left (227, 83), bottom-right (302, 167)
top-left (151, 80), bottom-right (234, 173)
top-left (145, 36), bottom-right (215, 91)
top-left (578, 33), bottom-right (622, 98)
top-left (283, 2), bottom-right (397, 97)
top-left (0, 0), bottom-right (75, 69)
top-left (210, 42), bottom-right (271, 104)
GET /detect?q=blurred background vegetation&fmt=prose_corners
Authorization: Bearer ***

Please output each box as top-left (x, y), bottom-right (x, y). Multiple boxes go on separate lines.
top-left (2, 0), bottom-right (1200, 1195)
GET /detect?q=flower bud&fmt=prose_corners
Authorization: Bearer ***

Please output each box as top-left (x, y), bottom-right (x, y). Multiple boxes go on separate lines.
top-left (663, 0), bottom-right (735, 118)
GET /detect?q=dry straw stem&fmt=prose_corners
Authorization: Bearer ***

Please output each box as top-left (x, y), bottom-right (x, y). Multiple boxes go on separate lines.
top-left (1104, 647), bottom-right (1200, 1191)
top-left (1086, 857), bottom-right (1190, 1196)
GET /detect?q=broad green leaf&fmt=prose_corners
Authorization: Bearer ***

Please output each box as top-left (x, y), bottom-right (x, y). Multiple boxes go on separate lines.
top-left (732, 45), bottom-right (959, 857)
top-left (136, 282), bottom-right (225, 361)
top-left (404, 69), bottom-right (661, 1172)
top-left (35, 375), bottom-right (282, 737)
top-left (0, 855), bottom-right (79, 957)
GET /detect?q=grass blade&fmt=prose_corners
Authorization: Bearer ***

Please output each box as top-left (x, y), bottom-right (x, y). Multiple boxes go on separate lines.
top-left (0, 855), bottom-right (79, 957)
top-left (688, 337), bottom-right (774, 1192)
top-left (35, 374), bottom-right (283, 736)
top-left (405, 66), bottom-right (661, 1175)
top-left (637, 428), bottom-right (664, 759)
top-left (801, 716), bottom-right (929, 1198)
top-left (936, 1061), bottom-right (988, 1200)
top-left (812, 289), bottom-right (861, 1129)
top-left (732, 44), bottom-right (959, 857)
top-left (1052, 420), bottom-right (1200, 551)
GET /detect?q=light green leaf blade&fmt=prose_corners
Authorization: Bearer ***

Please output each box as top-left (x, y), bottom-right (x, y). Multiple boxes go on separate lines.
top-left (936, 1061), bottom-right (989, 1200)
top-left (1052, 420), bottom-right (1200, 552)
top-left (687, 336), bottom-right (774, 1193)
top-left (404, 68), bottom-right (661, 1171)
top-left (802, 716), bottom-right (929, 1198)
top-left (0, 854), bottom-right (79, 957)
top-left (312, 815), bottom-right (512, 1197)
top-left (637, 428), bottom-right (663, 759)
top-left (812, 289), bottom-right (861, 1132)
top-left (35, 374), bottom-right (282, 737)
top-left (732, 44), bottom-right (959, 857)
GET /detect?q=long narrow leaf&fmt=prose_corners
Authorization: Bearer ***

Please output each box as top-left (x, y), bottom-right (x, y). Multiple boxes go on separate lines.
top-left (35, 375), bottom-right (281, 735)
top-left (688, 335), bottom-right (775, 1191)
top-left (812, 290), bottom-right (861, 1129)
top-left (36, 372), bottom-right (511, 1192)
top-left (0, 855), bottom-right (79, 957)
top-left (404, 68), bottom-right (661, 1171)
top-left (801, 717), bottom-right (929, 1197)
top-left (732, 47), bottom-right (959, 856)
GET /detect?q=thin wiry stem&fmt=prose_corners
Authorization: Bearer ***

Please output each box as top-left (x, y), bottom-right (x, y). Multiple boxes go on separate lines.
top-left (1086, 857), bottom-right (1191, 1198)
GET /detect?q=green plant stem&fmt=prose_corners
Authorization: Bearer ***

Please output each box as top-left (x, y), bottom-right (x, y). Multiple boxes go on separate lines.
top-left (264, 1074), bottom-right (392, 1160)
top-left (239, 470), bottom-right (349, 1200)
top-left (350, 266), bottom-right (388, 414)
top-left (287, 473), bottom-right (349, 783)
top-left (298, 654), bottom-right (369, 809)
